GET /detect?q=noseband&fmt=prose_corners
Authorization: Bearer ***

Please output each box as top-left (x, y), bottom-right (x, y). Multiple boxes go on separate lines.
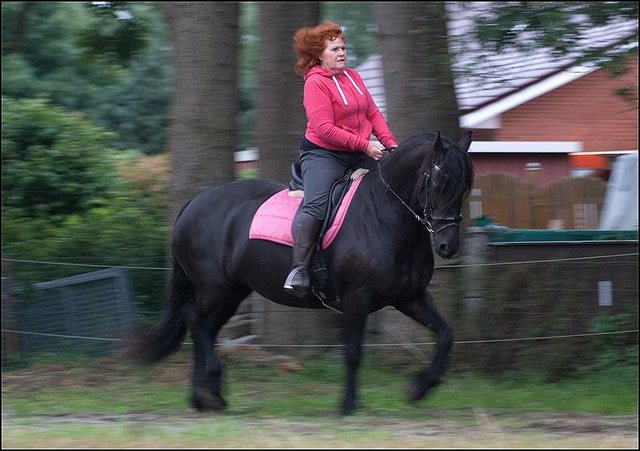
top-left (377, 155), bottom-right (463, 236)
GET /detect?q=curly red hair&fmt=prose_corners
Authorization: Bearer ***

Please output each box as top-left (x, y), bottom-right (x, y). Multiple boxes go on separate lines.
top-left (293, 20), bottom-right (345, 77)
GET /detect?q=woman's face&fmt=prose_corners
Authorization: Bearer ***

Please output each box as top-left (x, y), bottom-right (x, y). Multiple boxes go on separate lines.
top-left (319, 37), bottom-right (346, 74)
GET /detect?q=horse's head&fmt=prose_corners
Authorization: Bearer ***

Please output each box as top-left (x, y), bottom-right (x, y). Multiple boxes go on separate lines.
top-left (380, 131), bottom-right (474, 259)
top-left (421, 131), bottom-right (474, 258)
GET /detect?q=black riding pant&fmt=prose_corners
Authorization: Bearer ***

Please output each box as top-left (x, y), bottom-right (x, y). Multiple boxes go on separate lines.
top-left (299, 137), bottom-right (375, 220)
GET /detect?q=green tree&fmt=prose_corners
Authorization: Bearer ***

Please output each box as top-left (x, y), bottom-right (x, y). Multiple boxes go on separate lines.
top-left (93, 46), bottom-right (174, 154)
top-left (2, 2), bottom-right (83, 71)
top-left (2, 2), bottom-right (173, 154)
top-left (2, 2), bottom-right (94, 109)
top-left (76, 1), bottom-right (149, 67)
top-left (2, 97), bottom-right (118, 219)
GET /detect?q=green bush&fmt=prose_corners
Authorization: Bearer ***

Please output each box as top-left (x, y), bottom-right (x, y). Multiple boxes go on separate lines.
top-left (2, 96), bottom-right (169, 315)
top-left (587, 312), bottom-right (638, 371)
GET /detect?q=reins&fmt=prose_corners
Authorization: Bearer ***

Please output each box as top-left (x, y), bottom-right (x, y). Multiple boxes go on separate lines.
top-left (376, 150), bottom-right (463, 236)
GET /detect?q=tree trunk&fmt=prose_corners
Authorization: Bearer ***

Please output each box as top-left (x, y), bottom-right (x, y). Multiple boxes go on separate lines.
top-left (162, 2), bottom-right (239, 221)
top-left (255, 2), bottom-right (320, 183)
top-left (374, 2), bottom-right (461, 142)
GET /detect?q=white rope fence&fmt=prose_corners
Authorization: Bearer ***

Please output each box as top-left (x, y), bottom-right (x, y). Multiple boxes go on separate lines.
top-left (3, 251), bottom-right (638, 271)
top-left (2, 328), bottom-right (637, 348)
top-left (2, 252), bottom-right (637, 353)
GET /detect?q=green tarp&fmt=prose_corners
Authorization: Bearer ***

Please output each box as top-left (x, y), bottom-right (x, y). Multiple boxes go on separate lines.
top-left (474, 217), bottom-right (638, 243)
top-left (487, 228), bottom-right (638, 243)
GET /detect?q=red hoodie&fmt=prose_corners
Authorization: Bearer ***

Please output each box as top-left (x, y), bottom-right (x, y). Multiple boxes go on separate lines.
top-left (303, 66), bottom-right (398, 152)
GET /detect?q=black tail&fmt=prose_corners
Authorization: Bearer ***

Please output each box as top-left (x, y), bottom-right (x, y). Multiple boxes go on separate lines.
top-left (124, 256), bottom-right (193, 364)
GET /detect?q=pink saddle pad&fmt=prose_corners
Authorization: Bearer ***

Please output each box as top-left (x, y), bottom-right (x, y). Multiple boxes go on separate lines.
top-left (249, 176), bottom-right (363, 249)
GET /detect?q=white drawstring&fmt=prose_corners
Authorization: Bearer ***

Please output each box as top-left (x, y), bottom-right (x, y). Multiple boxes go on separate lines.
top-left (332, 71), bottom-right (364, 106)
top-left (332, 76), bottom-right (348, 105)
top-left (344, 71), bottom-right (364, 95)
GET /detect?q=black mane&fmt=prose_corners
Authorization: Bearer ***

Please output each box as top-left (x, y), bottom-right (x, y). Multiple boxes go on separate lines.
top-left (379, 132), bottom-right (475, 211)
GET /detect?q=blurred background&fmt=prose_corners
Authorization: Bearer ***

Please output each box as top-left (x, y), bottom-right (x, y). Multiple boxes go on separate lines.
top-left (2, 1), bottom-right (637, 387)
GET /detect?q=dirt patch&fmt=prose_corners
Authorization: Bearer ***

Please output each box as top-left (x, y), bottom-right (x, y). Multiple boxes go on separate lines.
top-left (3, 409), bottom-right (638, 448)
top-left (523, 412), bottom-right (637, 435)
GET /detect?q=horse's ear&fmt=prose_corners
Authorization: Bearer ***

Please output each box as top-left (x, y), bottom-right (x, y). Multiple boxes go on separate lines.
top-left (459, 131), bottom-right (473, 153)
top-left (433, 131), bottom-right (444, 157)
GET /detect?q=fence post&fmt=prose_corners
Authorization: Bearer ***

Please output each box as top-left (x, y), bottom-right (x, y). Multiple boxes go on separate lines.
top-left (462, 226), bottom-right (489, 312)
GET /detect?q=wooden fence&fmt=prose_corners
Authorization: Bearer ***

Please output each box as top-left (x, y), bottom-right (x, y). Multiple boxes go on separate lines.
top-left (466, 173), bottom-right (607, 229)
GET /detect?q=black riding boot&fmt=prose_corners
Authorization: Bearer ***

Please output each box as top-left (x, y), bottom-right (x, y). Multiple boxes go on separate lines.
top-left (283, 212), bottom-right (323, 298)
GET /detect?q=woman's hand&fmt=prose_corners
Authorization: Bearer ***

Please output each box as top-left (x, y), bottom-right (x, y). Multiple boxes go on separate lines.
top-left (365, 140), bottom-right (385, 160)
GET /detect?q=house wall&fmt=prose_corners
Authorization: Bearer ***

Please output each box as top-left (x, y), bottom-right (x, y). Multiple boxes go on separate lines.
top-left (469, 56), bottom-right (638, 186)
top-left (469, 153), bottom-right (571, 187)
top-left (496, 57), bottom-right (638, 151)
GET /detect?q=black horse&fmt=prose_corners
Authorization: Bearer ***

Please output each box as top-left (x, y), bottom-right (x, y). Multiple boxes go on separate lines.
top-left (127, 131), bottom-right (474, 415)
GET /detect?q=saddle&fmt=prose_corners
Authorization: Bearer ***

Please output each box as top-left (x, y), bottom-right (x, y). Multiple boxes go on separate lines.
top-left (287, 162), bottom-right (365, 313)
top-left (288, 162), bottom-right (356, 245)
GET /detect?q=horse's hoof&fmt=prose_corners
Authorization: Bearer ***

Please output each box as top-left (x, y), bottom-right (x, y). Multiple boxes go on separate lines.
top-left (407, 376), bottom-right (439, 401)
top-left (341, 406), bottom-right (355, 416)
top-left (340, 399), bottom-right (362, 416)
top-left (407, 381), bottom-right (426, 401)
top-left (192, 389), bottom-right (227, 411)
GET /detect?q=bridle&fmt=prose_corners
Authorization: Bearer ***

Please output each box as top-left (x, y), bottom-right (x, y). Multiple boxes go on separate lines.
top-left (376, 152), bottom-right (463, 236)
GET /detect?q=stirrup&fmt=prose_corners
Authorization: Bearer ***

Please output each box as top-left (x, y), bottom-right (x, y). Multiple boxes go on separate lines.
top-left (283, 266), bottom-right (309, 298)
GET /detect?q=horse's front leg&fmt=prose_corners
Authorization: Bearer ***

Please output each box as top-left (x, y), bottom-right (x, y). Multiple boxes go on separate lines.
top-left (341, 306), bottom-right (368, 415)
top-left (394, 289), bottom-right (453, 401)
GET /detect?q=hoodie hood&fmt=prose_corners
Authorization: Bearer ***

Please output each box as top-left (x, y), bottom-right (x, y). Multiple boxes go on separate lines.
top-left (304, 66), bottom-right (364, 106)
top-left (304, 65), bottom-right (341, 81)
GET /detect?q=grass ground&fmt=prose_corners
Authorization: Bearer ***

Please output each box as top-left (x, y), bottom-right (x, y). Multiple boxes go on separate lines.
top-left (2, 349), bottom-right (638, 448)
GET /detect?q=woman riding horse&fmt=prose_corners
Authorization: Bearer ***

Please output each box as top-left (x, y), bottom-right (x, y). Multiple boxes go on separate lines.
top-left (126, 130), bottom-right (474, 416)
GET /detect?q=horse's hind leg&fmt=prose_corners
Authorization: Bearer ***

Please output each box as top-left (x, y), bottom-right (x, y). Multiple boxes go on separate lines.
top-left (394, 289), bottom-right (453, 401)
top-left (189, 286), bottom-right (251, 411)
